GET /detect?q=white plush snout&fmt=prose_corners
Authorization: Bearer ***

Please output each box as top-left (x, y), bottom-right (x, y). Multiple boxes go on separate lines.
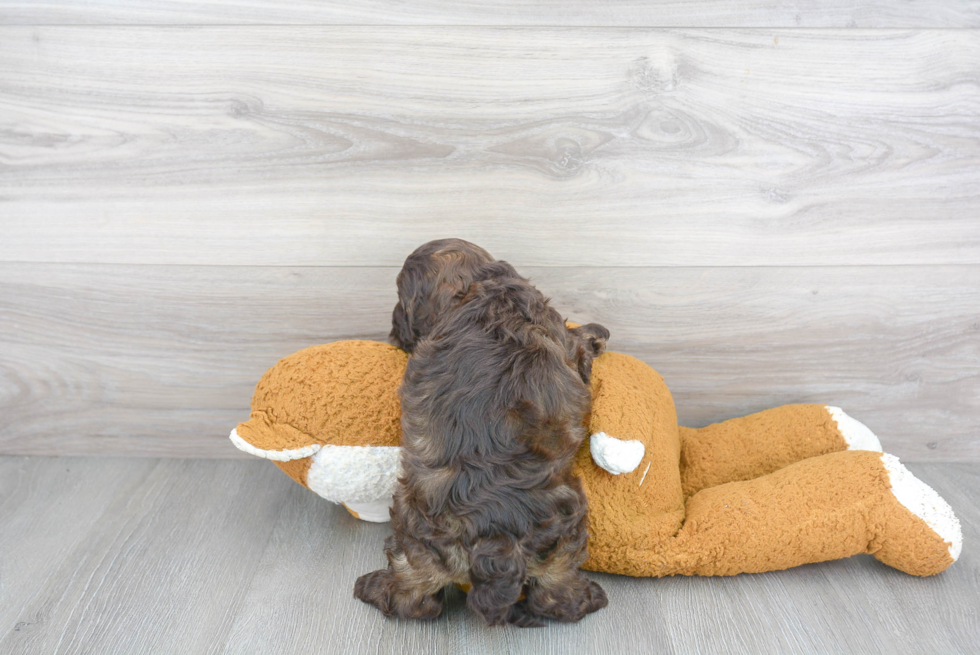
top-left (590, 432), bottom-right (645, 474)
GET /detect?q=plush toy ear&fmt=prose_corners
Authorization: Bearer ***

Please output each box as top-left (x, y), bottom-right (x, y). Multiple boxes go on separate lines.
top-left (230, 424), bottom-right (322, 461)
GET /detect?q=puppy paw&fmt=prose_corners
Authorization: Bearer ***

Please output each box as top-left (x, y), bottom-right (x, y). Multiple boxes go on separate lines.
top-left (354, 569), bottom-right (396, 616)
top-left (354, 569), bottom-right (445, 620)
top-left (505, 600), bottom-right (546, 628)
top-left (527, 576), bottom-right (609, 623)
top-left (582, 579), bottom-right (609, 614)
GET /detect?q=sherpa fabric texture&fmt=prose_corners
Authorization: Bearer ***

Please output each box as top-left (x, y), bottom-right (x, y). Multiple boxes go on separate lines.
top-left (233, 340), bottom-right (962, 578)
top-left (236, 340), bottom-right (407, 453)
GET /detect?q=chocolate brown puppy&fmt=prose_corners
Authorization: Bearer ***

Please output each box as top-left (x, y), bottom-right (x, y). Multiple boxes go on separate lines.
top-left (356, 240), bottom-right (609, 626)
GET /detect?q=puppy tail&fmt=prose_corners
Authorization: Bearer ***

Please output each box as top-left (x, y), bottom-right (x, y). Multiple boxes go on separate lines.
top-left (466, 534), bottom-right (527, 626)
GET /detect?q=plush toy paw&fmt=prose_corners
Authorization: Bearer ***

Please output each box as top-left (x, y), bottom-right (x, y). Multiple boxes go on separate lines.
top-left (826, 406), bottom-right (883, 452)
top-left (230, 426), bottom-right (401, 522)
top-left (873, 453), bottom-right (962, 573)
top-left (341, 500), bottom-right (394, 522)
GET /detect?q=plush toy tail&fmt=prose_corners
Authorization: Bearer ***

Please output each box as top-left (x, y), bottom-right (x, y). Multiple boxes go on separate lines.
top-left (590, 450), bottom-right (961, 578)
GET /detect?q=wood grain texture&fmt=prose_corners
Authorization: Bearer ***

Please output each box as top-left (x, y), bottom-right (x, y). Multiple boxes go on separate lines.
top-left (1, 263), bottom-right (976, 461)
top-left (0, 457), bottom-right (157, 638)
top-left (1, 456), bottom-right (976, 654)
top-left (0, 457), bottom-right (292, 654)
top-left (1, 0), bottom-right (977, 27)
top-left (2, 27), bottom-right (978, 266)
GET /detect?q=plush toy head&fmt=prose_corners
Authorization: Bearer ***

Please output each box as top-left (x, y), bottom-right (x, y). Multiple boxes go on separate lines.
top-left (232, 340), bottom-right (962, 577)
top-left (231, 341), bottom-right (406, 521)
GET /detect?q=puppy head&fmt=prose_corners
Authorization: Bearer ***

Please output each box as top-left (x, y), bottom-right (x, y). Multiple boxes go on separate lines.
top-left (566, 323), bottom-right (609, 384)
top-left (390, 239), bottom-right (495, 352)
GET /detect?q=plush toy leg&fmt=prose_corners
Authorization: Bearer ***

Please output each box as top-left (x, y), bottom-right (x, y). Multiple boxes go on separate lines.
top-left (593, 450), bottom-right (961, 578)
top-left (679, 404), bottom-right (882, 496)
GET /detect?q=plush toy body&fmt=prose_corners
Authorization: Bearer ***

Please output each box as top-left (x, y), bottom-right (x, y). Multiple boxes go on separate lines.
top-left (231, 341), bottom-right (961, 578)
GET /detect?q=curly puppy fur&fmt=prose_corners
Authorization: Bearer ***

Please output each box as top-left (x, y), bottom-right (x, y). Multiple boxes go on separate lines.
top-left (356, 239), bottom-right (609, 627)
top-left (388, 238), bottom-right (496, 354)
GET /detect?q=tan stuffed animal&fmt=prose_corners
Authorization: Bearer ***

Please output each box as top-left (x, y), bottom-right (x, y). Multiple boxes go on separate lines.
top-left (231, 340), bottom-right (961, 577)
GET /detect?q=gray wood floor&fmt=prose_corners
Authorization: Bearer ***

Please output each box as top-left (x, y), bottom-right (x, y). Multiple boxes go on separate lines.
top-left (0, 456), bottom-right (976, 655)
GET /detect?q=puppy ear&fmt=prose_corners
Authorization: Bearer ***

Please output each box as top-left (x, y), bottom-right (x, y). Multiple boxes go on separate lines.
top-left (576, 347), bottom-right (594, 385)
top-left (568, 323), bottom-right (610, 384)
top-left (389, 302), bottom-right (416, 353)
top-left (579, 322), bottom-right (609, 357)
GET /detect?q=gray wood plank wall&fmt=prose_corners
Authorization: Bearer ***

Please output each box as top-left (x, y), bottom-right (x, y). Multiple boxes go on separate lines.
top-left (1, 3), bottom-right (978, 461)
top-left (1, 1), bottom-right (978, 27)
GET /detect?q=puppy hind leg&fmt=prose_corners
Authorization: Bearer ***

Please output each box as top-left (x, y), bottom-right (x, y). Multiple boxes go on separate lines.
top-left (526, 564), bottom-right (608, 623)
top-left (354, 536), bottom-right (449, 620)
top-left (466, 534), bottom-right (530, 626)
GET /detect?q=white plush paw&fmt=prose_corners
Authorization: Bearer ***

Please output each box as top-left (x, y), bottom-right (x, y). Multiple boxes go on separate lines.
top-left (590, 432), bottom-right (645, 475)
top-left (306, 444), bottom-right (403, 504)
top-left (881, 453), bottom-right (962, 561)
top-left (343, 500), bottom-right (394, 523)
top-left (826, 407), bottom-right (882, 452)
